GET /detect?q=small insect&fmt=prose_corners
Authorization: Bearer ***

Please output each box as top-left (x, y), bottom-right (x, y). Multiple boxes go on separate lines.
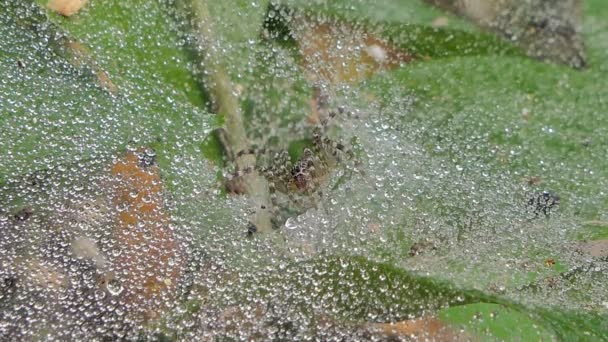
top-left (408, 240), bottom-right (437, 257)
top-left (134, 147), bottom-right (157, 168)
top-left (527, 191), bottom-right (559, 217)
top-left (12, 207), bottom-right (33, 223)
top-left (526, 176), bottom-right (542, 186)
top-left (487, 283), bottom-right (506, 294)
top-left (544, 258), bottom-right (556, 267)
top-left (246, 222), bottom-right (257, 237)
top-left (545, 276), bottom-right (559, 289)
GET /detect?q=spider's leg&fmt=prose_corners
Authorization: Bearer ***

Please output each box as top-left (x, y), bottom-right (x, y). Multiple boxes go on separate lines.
top-left (235, 145), bottom-right (264, 158)
top-left (268, 181), bottom-right (282, 208)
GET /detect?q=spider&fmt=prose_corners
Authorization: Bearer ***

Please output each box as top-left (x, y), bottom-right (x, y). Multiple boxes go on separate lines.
top-left (260, 125), bottom-right (351, 197)
top-left (226, 108), bottom-right (357, 228)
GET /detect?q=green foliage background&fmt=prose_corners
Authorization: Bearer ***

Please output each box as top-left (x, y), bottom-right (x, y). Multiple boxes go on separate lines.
top-left (1, 0), bottom-right (608, 339)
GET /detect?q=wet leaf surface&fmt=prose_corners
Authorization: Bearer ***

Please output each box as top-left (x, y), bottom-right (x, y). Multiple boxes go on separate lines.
top-left (1, 0), bottom-right (608, 340)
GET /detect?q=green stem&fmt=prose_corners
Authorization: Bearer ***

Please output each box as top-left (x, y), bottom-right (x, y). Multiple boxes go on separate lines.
top-left (186, 0), bottom-right (272, 233)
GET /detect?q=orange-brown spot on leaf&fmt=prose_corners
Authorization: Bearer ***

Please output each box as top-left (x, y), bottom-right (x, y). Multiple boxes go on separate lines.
top-left (369, 316), bottom-right (469, 341)
top-left (109, 148), bottom-right (185, 322)
top-left (294, 16), bottom-right (412, 84)
top-left (138, 202), bottom-right (157, 214)
top-left (118, 212), bottom-right (137, 226)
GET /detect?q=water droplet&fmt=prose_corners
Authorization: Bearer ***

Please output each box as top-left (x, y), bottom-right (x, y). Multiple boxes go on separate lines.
top-left (106, 279), bottom-right (123, 296)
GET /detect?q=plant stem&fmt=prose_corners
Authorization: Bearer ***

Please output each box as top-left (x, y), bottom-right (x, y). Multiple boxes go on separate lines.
top-left (186, 0), bottom-right (272, 233)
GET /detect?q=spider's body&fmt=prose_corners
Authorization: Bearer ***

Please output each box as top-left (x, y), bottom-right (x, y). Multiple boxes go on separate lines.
top-left (228, 108), bottom-right (355, 228)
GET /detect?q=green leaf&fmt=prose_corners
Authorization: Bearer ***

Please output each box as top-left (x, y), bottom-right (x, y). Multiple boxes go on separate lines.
top-left (0, 2), bottom-right (130, 181)
top-left (367, 55), bottom-right (608, 219)
top-left (278, 0), bottom-right (474, 29)
top-left (439, 303), bottom-right (555, 340)
top-left (40, 0), bottom-right (207, 109)
top-left (37, 0), bottom-right (232, 184)
top-left (533, 309), bottom-right (608, 340)
top-left (262, 256), bottom-right (495, 322)
top-left (1, 1), bottom-right (214, 187)
top-left (254, 256), bottom-right (607, 339)
top-left (200, 130), bottom-right (226, 165)
top-left (380, 24), bottom-right (521, 59)
top-left (270, 1), bottom-right (521, 62)
top-left (439, 302), bottom-right (608, 340)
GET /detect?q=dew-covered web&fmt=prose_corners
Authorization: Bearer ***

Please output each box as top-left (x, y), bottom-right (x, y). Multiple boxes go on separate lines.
top-left (2, 0), bottom-right (608, 340)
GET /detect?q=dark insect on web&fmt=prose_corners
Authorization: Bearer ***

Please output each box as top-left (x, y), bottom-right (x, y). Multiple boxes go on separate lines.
top-left (527, 191), bottom-right (560, 217)
top-left (408, 240), bottom-right (437, 257)
top-left (2, 277), bottom-right (16, 290)
top-left (135, 148), bottom-right (157, 168)
top-left (12, 207), bottom-right (33, 223)
top-left (246, 222), bottom-right (258, 237)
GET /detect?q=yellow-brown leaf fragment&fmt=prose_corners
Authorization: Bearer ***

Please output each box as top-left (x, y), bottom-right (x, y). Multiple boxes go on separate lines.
top-left (47, 0), bottom-right (88, 17)
top-left (369, 316), bottom-right (471, 341)
top-left (65, 40), bottom-right (119, 94)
